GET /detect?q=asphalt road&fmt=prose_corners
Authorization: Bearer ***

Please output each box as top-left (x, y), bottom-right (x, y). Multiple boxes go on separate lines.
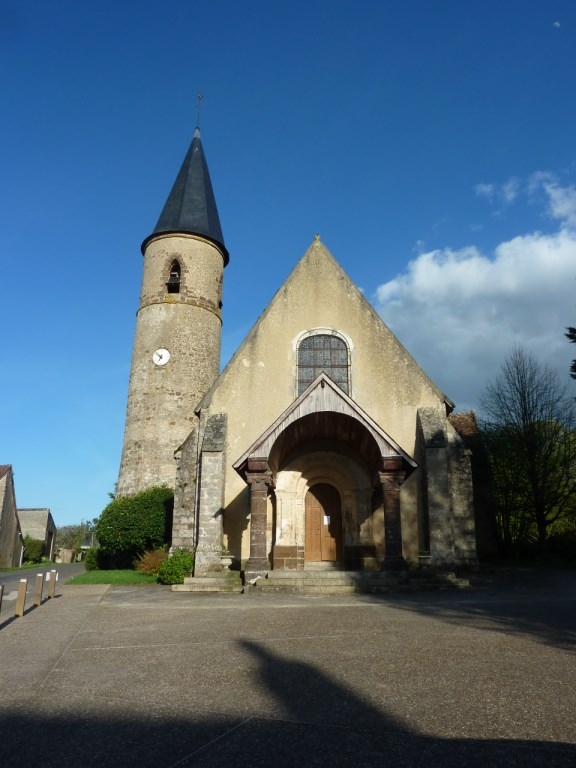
top-left (0, 562), bottom-right (85, 617)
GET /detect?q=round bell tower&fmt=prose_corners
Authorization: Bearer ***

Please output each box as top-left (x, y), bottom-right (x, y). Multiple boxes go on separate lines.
top-left (117, 128), bottom-right (228, 496)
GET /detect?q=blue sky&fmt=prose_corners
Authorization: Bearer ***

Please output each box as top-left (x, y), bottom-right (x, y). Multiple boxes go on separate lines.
top-left (2, 0), bottom-right (575, 527)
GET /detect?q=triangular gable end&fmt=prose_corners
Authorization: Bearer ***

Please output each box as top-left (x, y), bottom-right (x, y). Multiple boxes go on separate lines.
top-left (199, 238), bottom-right (453, 414)
top-left (233, 373), bottom-right (417, 478)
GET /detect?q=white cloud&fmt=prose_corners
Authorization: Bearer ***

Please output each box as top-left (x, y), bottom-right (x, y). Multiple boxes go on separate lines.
top-left (375, 182), bottom-right (576, 412)
top-left (527, 170), bottom-right (554, 193)
top-left (501, 176), bottom-right (520, 203)
top-left (477, 171), bottom-right (576, 227)
top-left (543, 182), bottom-right (576, 227)
top-left (474, 182), bottom-right (495, 200)
top-left (475, 176), bottom-right (519, 206)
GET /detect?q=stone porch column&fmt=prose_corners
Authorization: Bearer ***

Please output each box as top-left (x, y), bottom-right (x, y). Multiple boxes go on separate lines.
top-left (245, 461), bottom-right (274, 583)
top-left (193, 415), bottom-right (227, 577)
top-left (379, 457), bottom-right (407, 571)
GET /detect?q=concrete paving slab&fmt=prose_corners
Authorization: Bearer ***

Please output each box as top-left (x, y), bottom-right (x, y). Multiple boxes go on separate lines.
top-left (0, 573), bottom-right (574, 767)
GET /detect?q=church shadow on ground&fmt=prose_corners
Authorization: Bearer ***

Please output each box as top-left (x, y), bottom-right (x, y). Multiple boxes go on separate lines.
top-left (1, 636), bottom-right (574, 768)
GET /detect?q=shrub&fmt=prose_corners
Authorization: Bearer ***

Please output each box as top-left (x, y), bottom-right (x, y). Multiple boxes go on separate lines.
top-left (96, 486), bottom-right (173, 563)
top-left (135, 548), bottom-right (168, 576)
top-left (23, 536), bottom-right (44, 563)
top-left (83, 548), bottom-right (131, 570)
top-left (84, 547), bottom-right (100, 571)
top-left (158, 548), bottom-right (194, 585)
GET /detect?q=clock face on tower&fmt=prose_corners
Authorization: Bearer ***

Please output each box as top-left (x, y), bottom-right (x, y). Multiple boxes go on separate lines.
top-left (152, 348), bottom-right (171, 366)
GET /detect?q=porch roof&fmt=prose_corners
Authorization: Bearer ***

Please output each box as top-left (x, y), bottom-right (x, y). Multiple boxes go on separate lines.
top-left (233, 373), bottom-right (417, 479)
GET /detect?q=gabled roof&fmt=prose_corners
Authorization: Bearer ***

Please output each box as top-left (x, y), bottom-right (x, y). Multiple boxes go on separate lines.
top-left (233, 373), bottom-right (417, 476)
top-left (18, 508), bottom-right (55, 539)
top-left (198, 237), bottom-right (454, 413)
top-left (142, 128), bottom-right (228, 264)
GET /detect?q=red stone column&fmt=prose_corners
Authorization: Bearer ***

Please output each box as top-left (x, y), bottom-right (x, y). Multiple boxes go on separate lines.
top-left (245, 463), bottom-right (273, 581)
top-left (379, 457), bottom-right (407, 571)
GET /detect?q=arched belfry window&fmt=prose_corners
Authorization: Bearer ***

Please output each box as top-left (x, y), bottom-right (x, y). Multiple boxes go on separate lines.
top-left (166, 260), bottom-right (181, 294)
top-left (297, 334), bottom-right (350, 395)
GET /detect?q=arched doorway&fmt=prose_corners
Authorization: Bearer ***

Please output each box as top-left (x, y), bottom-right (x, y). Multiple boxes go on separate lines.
top-left (305, 483), bottom-right (342, 563)
top-left (233, 374), bottom-right (417, 578)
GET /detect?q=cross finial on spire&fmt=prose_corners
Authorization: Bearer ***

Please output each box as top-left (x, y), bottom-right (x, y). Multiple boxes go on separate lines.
top-left (195, 92), bottom-right (204, 129)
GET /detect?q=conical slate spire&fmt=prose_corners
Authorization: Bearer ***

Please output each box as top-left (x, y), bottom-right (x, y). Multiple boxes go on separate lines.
top-left (142, 128), bottom-right (228, 264)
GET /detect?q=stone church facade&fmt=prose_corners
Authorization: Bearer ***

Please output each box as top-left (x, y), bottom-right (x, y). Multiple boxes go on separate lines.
top-left (117, 129), bottom-right (477, 583)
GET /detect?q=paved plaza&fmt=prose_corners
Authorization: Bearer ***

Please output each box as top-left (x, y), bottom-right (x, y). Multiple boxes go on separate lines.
top-left (0, 570), bottom-right (574, 767)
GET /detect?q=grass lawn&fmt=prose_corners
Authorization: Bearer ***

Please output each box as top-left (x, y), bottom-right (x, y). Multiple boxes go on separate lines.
top-left (67, 570), bottom-right (159, 585)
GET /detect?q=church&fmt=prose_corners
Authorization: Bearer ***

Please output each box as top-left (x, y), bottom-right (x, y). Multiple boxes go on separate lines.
top-left (116, 128), bottom-right (478, 588)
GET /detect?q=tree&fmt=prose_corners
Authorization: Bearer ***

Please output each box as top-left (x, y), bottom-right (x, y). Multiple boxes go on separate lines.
top-left (566, 326), bottom-right (576, 380)
top-left (480, 425), bottom-right (533, 554)
top-left (56, 519), bottom-right (99, 551)
top-left (481, 347), bottom-right (576, 552)
top-left (56, 525), bottom-right (81, 550)
top-left (23, 535), bottom-right (44, 563)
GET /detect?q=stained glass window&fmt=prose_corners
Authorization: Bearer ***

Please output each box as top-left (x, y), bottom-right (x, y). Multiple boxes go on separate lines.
top-left (297, 334), bottom-right (349, 395)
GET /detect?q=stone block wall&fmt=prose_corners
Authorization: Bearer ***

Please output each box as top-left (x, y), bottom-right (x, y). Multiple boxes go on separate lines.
top-left (117, 234), bottom-right (224, 497)
top-left (194, 414), bottom-right (227, 576)
top-left (0, 466), bottom-right (23, 568)
top-left (416, 407), bottom-right (477, 568)
top-left (172, 423), bottom-right (201, 550)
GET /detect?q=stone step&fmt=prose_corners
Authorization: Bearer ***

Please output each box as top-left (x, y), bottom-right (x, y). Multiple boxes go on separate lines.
top-left (256, 584), bottom-right (362, 595)
top-left (170, 570), bottom-right (469, 595)
top-left (268, 571), bottom-right (404, 579)
top-left (264, 577), bottom-right (398, 588)
top-left (267, 569), bottom-right (368, 581)
top-left (172, 575), bottom-right (243, 593)
top-left (265, 570), bottom-right (407, 584)
top-left (254, 569), bottom-right (469, 594)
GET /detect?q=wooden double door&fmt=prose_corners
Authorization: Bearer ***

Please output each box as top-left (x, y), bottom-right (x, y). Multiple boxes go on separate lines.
top-left (305, 483), bottom-right (342, 562)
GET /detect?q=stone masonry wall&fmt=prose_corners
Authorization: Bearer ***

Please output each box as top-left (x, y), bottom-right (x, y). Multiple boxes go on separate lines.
top-left (194, 414), bottom-right (227, 575)
top-left (117, 234), bottom-right (225, 497)
top-left (0, 468), bottom-right (23, 568)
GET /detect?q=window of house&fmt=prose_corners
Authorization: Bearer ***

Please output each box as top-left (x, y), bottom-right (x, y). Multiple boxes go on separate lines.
top-left (166, 260), bottom-right (181, 294)
top-left (297, 334), bottom-right (350, 395)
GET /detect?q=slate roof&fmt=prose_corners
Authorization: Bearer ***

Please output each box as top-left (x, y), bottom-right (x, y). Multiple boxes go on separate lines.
top-left (142, 128), bottom-right (228, 264)
top-left (18, 508), bottom-right (55, 540)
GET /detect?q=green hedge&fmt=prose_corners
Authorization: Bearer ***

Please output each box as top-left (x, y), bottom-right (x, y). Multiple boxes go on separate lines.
top-left (96, 486), bottom-right (173, 566)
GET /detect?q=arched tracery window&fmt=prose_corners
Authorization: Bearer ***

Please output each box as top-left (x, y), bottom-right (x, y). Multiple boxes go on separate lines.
top-left (166, 260), bottom-right (181, 294)
top-left (297, 334), bottom-right (350, 395)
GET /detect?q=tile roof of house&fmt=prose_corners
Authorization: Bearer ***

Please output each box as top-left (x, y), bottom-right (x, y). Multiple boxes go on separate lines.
top-left (448, 411), bottom-right (479, 446)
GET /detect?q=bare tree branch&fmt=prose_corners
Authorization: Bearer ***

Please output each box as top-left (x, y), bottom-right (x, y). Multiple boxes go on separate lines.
top-left (481, 347), bottom-right (576, 552)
